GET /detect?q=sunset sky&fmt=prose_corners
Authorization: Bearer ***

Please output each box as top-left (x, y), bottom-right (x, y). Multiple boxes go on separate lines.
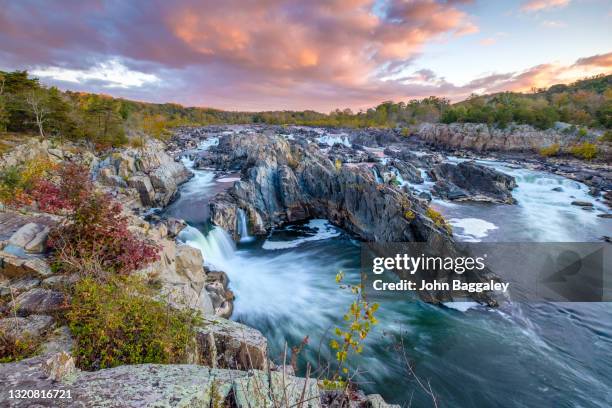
top-left (1, 0), bottom-right (610, 112)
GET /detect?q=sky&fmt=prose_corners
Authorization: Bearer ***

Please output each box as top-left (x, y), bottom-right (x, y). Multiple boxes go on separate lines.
top-left (0, 0), bottom-right (611, 112)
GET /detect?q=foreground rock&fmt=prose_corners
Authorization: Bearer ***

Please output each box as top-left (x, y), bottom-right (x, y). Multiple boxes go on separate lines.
top-left (0, 354), bottom-right (398, 407)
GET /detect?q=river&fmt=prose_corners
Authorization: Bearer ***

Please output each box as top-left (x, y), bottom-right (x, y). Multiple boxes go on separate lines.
top-left (165, 133), bottom-right (612, 407)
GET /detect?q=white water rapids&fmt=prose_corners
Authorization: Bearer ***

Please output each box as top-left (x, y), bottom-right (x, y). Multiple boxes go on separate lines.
top-left (165, 131), bottom-right (612, 407)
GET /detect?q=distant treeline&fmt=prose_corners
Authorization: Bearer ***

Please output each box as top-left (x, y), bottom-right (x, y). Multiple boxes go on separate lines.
top-left (1, 70), bottom-right (610, 148)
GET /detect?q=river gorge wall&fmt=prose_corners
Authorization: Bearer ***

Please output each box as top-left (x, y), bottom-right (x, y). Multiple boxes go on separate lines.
top-left (0, 135), bottom-right (401, 407)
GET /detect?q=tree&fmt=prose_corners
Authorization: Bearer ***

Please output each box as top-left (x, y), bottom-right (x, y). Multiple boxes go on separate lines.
top-left (24, 89), bottom-right (49, 138)
top-left (46, 87), bottom-right (75, 138)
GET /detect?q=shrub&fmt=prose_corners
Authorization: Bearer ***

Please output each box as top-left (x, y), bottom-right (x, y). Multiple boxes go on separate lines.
top-left (539, 143), bottom-right (560, 157)
top-left (0, 332), bottom-right (40, 363)
top-left (569, 142), bottom-right (598, 160)
top-left (0, 156), bottom-right (56, 207)
top-left (324, 272), bottom-right (379, 390)
top-left (577, 127), bottom-right (588, 140)
top-left (600, 130), bottom-right (612, 143)
top-left (48, 189), bottom-right (159, 276)
top-left (67, 276), bottom-right (200, 370)
top-left (47, 163), bottom-right (159, 276)
top-left (426, 207), bottom-right (452, 234)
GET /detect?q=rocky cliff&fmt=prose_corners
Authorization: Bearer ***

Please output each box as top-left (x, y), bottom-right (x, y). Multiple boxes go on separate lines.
top-left (416, 122), bottom-right (592, 152)
top-left (201, 132), bottom-right (501, 305)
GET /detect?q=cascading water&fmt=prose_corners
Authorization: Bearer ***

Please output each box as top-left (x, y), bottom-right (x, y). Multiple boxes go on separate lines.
top-left (316, 134), bottom-right (351, 147)
top-left (371, 167), bottom-right (383, 184)
top-left (236, 208), bottom-right (254, 243)
top-left (165, 129), bottom-right (612, 407)
top-left (178, 225), bottom-right (236, 271)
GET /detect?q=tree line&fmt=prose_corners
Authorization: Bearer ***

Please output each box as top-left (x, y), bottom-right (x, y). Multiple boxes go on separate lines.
top-left (1, 70), bottom-right (610, 148)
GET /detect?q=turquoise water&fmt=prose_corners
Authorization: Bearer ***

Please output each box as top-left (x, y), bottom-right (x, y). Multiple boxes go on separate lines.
top-left (168, 139), bottom-right (612, 407)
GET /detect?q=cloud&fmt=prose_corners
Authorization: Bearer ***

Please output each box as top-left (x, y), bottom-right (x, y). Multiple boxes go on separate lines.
top-left (480, 37), bottom-right (497, 46)
top-left (521, 0), bottom-right (570, 12)
top-left (541, 20), bottom-right (567, 28)
top-left (573, 52), bottom-right (612, 68)
top-left (0, 1), bottom-right (608, 111)
top-left (31, 59), bottom-right (160, 88)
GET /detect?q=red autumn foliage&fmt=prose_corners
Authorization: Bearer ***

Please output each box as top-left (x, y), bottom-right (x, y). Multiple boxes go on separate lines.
top-left (46, 163), bottom-right (159, 276)
top-left (29, 179), bottom-right (69, 213)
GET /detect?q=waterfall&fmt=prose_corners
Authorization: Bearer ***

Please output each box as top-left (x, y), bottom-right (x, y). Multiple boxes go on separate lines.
top-left (178, 225), bottom-right (236, 271)
top-left (237, 208), bottom-right (254, 242)
top-left (371, 167), bottom-right (383, 184)
top-left (317, 134), bottom-right (351, 147)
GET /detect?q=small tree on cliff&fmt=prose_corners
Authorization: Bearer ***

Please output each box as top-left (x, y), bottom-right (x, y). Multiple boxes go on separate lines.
top-left (24, 88), bottom-right (50, 139)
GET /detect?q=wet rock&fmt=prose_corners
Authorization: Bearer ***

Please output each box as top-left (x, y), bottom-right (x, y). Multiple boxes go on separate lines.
top-left (433, 180), bottom-right (469, 201)
top-left (389, 159), bottom-right (423, 184)
top-left (551, 187), bottom-right (564, 192)
top-left (9, 288), bottom-right (67, 315)
top-left (571, 200), bottom-right (593, 207)
top-left (431, 161), bottom-right (517, 204)
top-left (207, 132), bottom-right (501, 305)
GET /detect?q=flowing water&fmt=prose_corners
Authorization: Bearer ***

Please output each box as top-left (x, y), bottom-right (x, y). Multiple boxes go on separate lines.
top-left (167, 137), bottom-right (612, 407)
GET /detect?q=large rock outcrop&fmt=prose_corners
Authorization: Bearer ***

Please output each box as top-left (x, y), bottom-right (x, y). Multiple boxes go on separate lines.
top-left (416, 122), bottom-right (594, 152)
top-left (95, 138), bottom-right (191, 208)
top-left (431, 161), bottom-right (517, 204)
top-left (206, 133), bottom-right (500, 305)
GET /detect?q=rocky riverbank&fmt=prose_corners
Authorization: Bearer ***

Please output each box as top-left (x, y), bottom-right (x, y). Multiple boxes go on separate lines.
top-left (0, 136), bottom-right (399, 407)
top-left (169, 126), bottom-right (516, 305)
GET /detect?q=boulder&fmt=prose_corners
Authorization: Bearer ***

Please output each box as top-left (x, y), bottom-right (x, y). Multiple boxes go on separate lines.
top-left (0, 277), bottom-right (40, 297)
top-left (431, 161), bottom-right (517, 204)
top-left (42, 351), bottom-right (75, 381)
top-left (196, 316), bottom-right (268, 371)
top-left (0, 251), bottom-right (52, 278)
top-left (8, 223), bottom-right (48, 252)
top-left (165, 217), bottom-right (187, 237)
top-left (0, 315), bottom-right (54, 342)
top-left (127, 175), bottom-right (156, 207)
top-left (10, 288), bottom-right (67, 315)
top-left (175, 244), bottom-right (205, 293)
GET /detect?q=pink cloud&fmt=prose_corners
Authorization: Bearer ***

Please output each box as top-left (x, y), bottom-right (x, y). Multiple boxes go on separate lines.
top-left (521, 0), bottom-right (570, 12)
top-left (0, 1), bottom-right (609, 112)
